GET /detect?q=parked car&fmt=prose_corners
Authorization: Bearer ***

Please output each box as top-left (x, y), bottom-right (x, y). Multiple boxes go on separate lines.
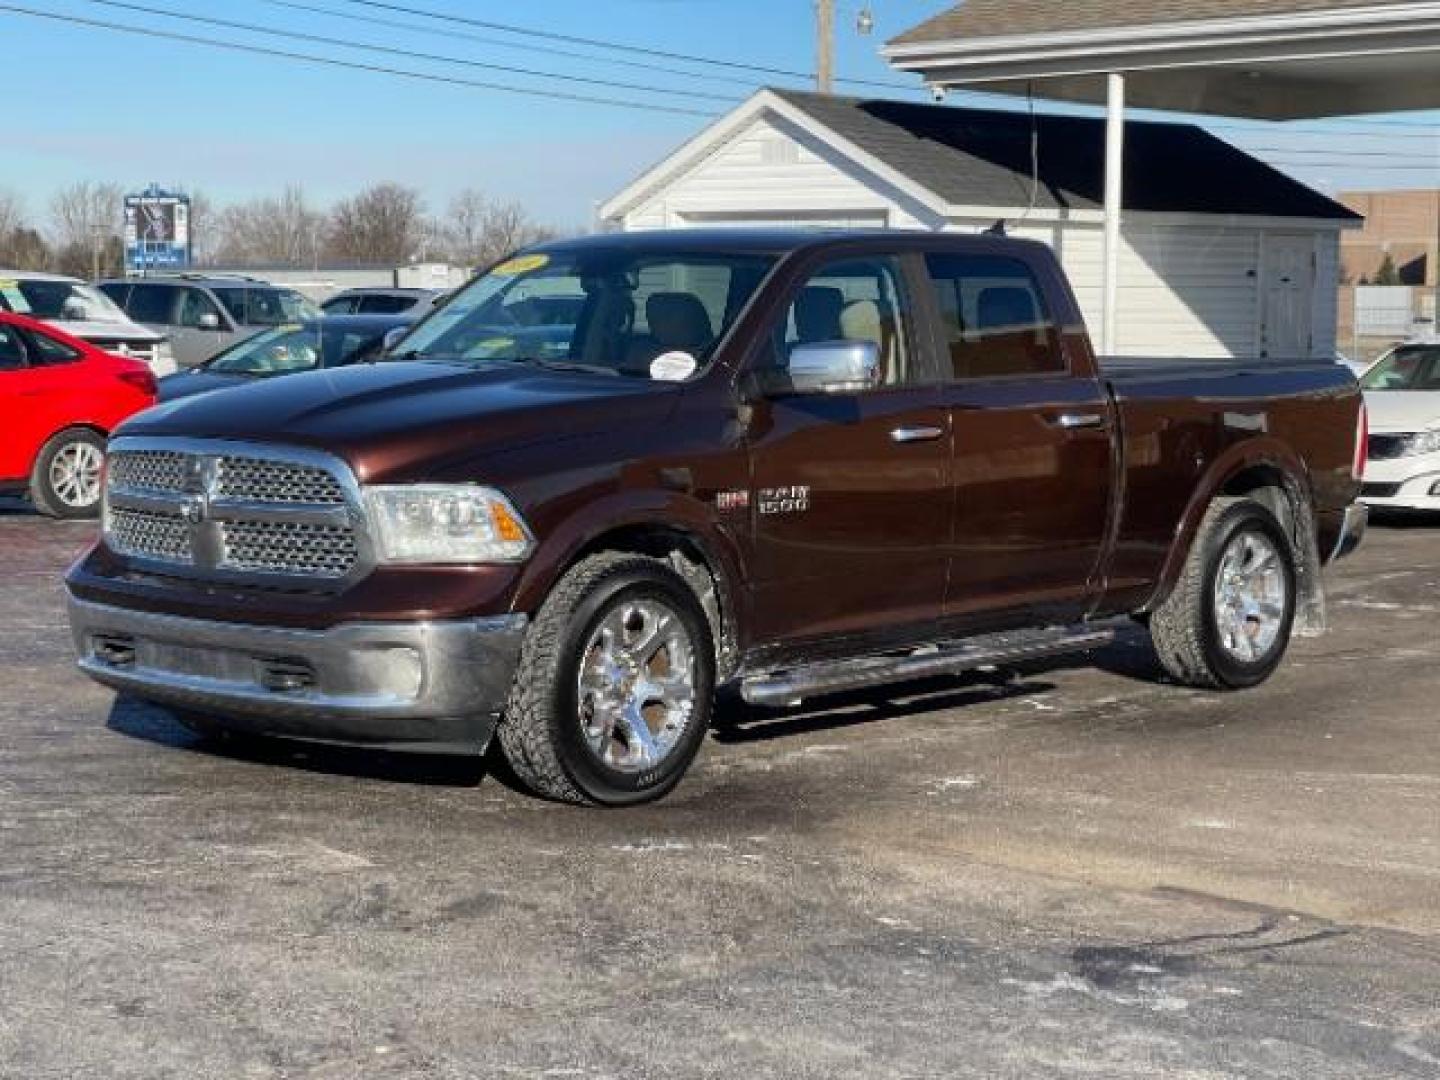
top-left (1357, 340), bottom-right (1440, 511)
top-left (0, 271), bottom-right (174, 375)
top-left (0, 311), bottom-right (155, 518)
top-left (67, 230), bottom-right (1367, 805)
top-left (158, 314), bottom-right (414, 401)
top-left (320, 287), bottom-right (443, 316)
top-left (97, 274), bottom-right (320, 369)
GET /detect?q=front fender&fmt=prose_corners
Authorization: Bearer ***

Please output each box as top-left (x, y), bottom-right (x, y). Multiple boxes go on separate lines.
top-left (509, 487), bottom-right (748, 640)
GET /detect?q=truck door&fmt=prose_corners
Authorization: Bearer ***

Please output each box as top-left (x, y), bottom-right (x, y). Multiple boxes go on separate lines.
top-left (918, 249), bottom-right (1112, 627)
top-left (744, 254), bottom-right (952, 647)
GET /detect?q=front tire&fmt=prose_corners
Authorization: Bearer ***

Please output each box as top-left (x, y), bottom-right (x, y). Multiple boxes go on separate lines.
top-left (1149, 497), bottom-right (1297, 690)
top-left (30, 428), bottom-right (106, 519)
top-left (497, 553), bottom-right (715, 806)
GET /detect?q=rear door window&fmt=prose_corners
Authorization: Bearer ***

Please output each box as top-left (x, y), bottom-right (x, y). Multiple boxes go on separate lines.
top-left (126, 284), bottom-right (178, 325)
top-left (923, 254), bottom-right (1064, 379)
top-left (357, 294), bottom-right (415, 314)
top-left (20, 327), bottom-right (81, 365)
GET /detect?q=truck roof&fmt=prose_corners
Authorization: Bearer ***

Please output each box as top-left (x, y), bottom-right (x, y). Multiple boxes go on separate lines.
top-left (536, 228), bottom-right (1015, 258)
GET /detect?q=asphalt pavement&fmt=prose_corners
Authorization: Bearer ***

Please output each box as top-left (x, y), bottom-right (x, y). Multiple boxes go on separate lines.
top-left (2, 501), bottom-right (1437, 1079)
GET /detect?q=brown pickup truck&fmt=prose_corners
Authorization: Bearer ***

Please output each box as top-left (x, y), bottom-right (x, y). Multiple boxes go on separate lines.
top-left (67, 230), bottom-right (1369, 805)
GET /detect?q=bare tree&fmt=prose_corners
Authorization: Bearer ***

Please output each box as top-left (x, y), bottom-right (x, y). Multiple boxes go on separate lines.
top-left (438, 188), bottom-right (555, 268)
top-left (49, 181), bottom-right (125, 279)
top-left (212, 185), bottom-right (324, 267)
top-left (185, 189), bottom-right (220, 266)
top-left (326, 183), bottom-right (425, 265)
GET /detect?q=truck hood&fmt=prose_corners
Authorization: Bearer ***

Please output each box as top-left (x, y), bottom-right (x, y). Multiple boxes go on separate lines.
top-left (1364, 390), bottom-right (1440, 434)
top-left (119, 360), bottom-right (681, 481)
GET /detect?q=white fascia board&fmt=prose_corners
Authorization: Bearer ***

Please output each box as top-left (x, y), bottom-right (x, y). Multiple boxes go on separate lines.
top-left (884, 3), bottom-right (1440, 62)
top-left (600, 89), bottom-right (952, 223)
top-left (944, 207), bottom-right (1360, 230)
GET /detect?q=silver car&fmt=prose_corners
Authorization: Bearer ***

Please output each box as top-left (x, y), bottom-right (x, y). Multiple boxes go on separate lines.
top-left (98, 274), bottom-right (320, 368)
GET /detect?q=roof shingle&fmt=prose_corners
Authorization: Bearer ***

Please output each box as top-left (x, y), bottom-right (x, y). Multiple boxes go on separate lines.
top-left (772, 89), bottom-right (1360, 220)
top-left (890, 0), bottom-right (1393, 46)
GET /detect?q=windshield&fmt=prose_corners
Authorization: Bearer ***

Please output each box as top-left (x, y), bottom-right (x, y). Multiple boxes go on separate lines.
top-left (0, 279), bottom-right (131, 324)
top-left (1360, 346), bottom-right (1440, 392)
top-left (211, 286), bottom-right (321, 327)
top-left (392, 248), bottom-right (777, 379)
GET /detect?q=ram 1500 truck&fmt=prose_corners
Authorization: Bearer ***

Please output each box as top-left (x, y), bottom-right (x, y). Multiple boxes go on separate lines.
top-left (66, 231), bottom-right (1369, 805)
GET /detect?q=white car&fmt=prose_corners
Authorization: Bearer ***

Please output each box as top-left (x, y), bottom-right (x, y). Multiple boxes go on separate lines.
top-left (1359, 341), bottom-right (1440, 511)
top-left (0, 271), bottom-right (175, 375)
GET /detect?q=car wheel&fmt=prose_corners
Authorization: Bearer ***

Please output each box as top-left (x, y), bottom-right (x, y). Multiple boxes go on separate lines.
top-left (497, 552), bottom-right (715, 806)
top-left (1149, 497), bottom-right (1297, 690)
top-left (31, 428), bottom-right (106, 519)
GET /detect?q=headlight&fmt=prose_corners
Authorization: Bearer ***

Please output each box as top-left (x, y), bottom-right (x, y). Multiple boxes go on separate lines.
top-left (363, 485), bottom-right (535, 564)
top-left (1404, 430), bottom-right (1440, 457)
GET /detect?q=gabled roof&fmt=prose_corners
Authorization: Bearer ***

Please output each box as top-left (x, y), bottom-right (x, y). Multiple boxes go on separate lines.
top-left (603, 89), bottom-right (1360, 223)
top-left (891, 1), bottom-right (1393, 45)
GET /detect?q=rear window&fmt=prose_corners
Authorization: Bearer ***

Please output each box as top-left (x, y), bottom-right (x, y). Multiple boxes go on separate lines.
top-left (357, 294), bottom-right (417, 314)
top-left (923, 254), bottom-right (1063, 379)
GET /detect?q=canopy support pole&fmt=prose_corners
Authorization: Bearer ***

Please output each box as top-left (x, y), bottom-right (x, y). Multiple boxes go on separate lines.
top-left (1102, 71), bottom-right (1125, 356)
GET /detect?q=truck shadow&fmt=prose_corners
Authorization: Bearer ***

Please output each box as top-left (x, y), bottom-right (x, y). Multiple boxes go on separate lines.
top-left (105, 696), bottom-right (491, 788)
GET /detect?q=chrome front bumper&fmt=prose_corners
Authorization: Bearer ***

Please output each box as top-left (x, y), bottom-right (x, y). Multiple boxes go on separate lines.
top-left (1328, 502), bottom-right (1369, 563)
top-left (68, 595), bottom-right (527, 753)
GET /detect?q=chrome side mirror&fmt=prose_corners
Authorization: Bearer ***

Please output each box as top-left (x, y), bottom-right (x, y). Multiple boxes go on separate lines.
top-left (197, 312), bottom-right (222, 331)
top-left (785, 340), bottom-right (880, 394)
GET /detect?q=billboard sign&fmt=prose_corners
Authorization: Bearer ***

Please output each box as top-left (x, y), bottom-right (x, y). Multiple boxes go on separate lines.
top-left (124, 186), bottom-right (190, 273)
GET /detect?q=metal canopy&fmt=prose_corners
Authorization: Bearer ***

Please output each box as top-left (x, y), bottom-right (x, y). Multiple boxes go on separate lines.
top-left (883, 1), bottom-right (1440, 352)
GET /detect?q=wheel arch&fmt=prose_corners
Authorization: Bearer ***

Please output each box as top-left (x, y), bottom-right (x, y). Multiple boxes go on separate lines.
top-left (1148, 439), bottom-right (1325, 635)
top-left (511, 496), bottom-right (745, 680)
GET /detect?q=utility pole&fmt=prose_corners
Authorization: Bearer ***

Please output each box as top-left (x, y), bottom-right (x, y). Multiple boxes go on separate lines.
top-left (816, 0), bottom-right (834, 94)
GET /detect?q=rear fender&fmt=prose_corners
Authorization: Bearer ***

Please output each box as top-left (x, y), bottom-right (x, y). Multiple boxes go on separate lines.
top-left (1146, 438), bottom-right (1325, 634)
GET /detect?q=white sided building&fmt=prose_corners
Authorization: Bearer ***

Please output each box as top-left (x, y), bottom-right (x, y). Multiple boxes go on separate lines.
top-left (601, 89), bottom-right (1362, 360)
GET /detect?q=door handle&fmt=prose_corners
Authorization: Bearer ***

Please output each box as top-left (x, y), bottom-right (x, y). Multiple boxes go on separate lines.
top-left (1048, 412), bottom-right (1106, 431)
top-left (890, 425), bottom-right (945, 444)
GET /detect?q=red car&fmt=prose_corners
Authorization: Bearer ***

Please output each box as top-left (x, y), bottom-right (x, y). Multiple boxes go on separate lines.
top-left (0, 311), bottom-right (156, 518)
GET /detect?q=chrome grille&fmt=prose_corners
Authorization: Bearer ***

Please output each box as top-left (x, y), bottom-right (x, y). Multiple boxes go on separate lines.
top-left (223, 520), bottom-right (358, 576)
top-left (216, 457), bottom-right (345, 505)
top-left (107, 450), bottom-right (190, 493)
top-left (106, 507), bottom-right (194, 564)
top-left (104, 440), bottom-right (364, 585)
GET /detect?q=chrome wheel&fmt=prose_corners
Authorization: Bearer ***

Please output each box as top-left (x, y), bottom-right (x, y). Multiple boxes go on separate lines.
top-left (1212, 529), bottom-right (1287, 663)
top-left (49, 440), bottom-right (104, 509)
top-left (576, 598), bottom-right (697, 773)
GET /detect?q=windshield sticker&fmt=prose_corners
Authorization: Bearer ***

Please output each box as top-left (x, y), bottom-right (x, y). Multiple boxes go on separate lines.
top-left (0, 281), bottom-right (31, 314)
top-left (492, 253), bottom-right (550, 276)
top-left (650, 350), bottom-right (698, 382)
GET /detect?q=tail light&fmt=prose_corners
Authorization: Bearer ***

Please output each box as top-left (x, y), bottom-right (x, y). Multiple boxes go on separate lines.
top-left (118, 368), bottom-right (157, 398)
top-left (1353, 400), bottom-right (1369, 481)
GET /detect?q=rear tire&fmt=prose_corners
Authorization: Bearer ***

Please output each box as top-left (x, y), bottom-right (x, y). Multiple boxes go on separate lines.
top-left (30, 428), bottom-right (106, 519)
top-left (497, 553), bottom-right (715, 806)
top-left (1148, 497), bottom-right (1297, 690)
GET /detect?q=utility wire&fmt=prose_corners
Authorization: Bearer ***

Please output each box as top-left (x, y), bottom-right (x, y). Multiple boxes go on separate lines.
top-left (256, 0), bottom-right (767, 89)
top-left (0, 4), bottom-right (717, 117)
top-left (330, 0), bottom-right (918, 91)
top-left (77, 0), bottom-right (739, 103)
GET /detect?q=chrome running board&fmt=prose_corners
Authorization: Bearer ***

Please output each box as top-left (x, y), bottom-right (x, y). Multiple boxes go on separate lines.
top-left (740, 625), bottom-right (1115, 708)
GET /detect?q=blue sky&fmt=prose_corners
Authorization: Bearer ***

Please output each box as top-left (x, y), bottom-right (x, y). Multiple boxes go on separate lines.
top-left (2, 0), bottom-right (1437, 230)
